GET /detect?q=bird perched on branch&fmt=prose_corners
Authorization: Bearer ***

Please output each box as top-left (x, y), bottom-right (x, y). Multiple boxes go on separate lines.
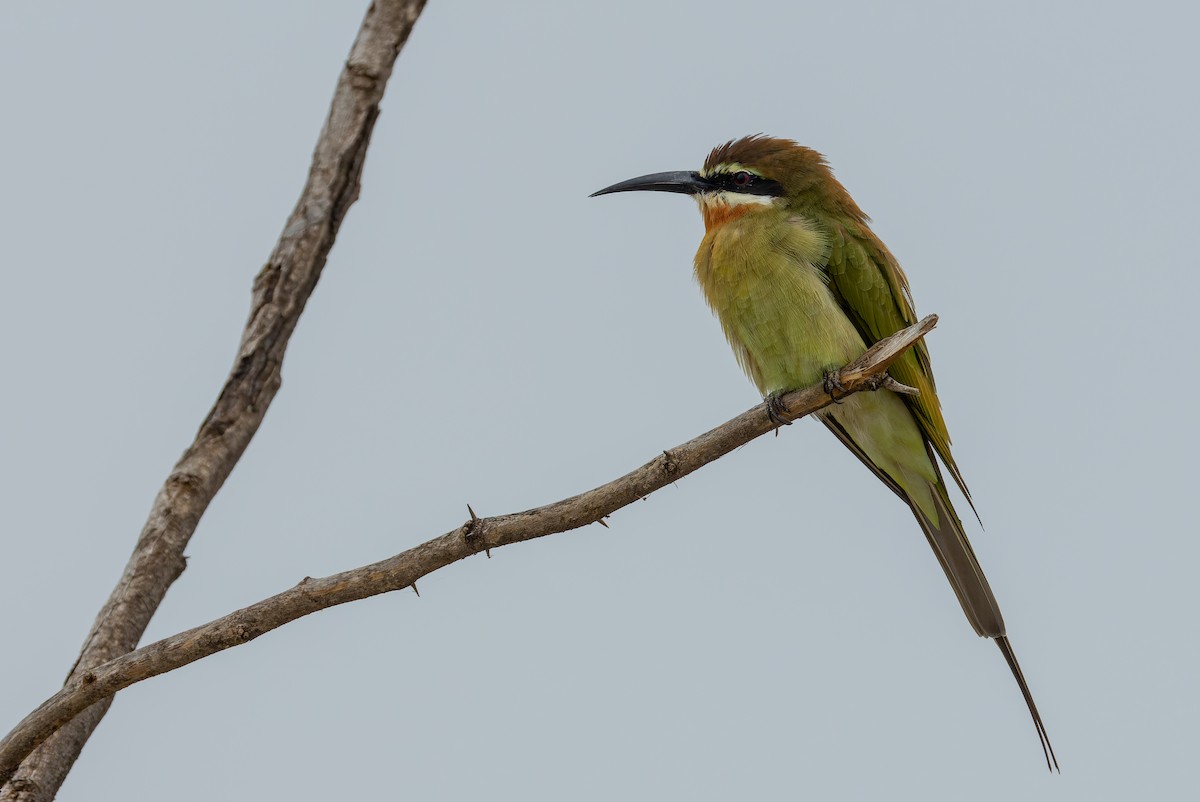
top-left (592, 135), bottom-right (1056, 770)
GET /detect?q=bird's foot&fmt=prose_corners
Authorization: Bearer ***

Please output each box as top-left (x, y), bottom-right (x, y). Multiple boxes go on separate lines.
top-left (765, 393), bottom-right (792, 426)
top-left (822, 369), bottom-right (846, 404)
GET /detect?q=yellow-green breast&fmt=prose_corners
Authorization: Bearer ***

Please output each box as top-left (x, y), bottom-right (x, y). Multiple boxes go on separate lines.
top-left (693, 205), bottom-right (865, 396)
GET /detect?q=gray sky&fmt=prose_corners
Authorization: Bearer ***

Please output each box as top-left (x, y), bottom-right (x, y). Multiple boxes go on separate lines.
top-left (2, 1), bottom-right (1197, 798)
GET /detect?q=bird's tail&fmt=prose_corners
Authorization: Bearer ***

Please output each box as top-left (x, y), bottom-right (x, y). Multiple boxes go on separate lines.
top-left (912, 481), bottom-right (1004, 637)
top-left (911, 481), bottom-right (1058, 772)
top-left (817, 410), bottom-right (1057, 768)
top-left (995, 635), bottom-right (1059, 772)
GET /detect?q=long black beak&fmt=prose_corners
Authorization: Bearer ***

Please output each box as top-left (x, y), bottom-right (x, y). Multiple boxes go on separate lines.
top-left (589, 170), bottom-right (712, 198)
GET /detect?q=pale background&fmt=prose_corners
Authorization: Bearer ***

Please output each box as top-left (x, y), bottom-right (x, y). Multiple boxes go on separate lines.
top-left (2, 1), bottom-right (1197, 799)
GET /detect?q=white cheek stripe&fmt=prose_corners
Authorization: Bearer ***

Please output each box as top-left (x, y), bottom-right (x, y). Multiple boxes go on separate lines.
top-left (695, 191), bottom-right (779, 210)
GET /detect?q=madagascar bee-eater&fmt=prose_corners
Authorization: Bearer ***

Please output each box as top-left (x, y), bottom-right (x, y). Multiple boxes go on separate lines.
top-left (591, 135), bottom-right (1056, 770)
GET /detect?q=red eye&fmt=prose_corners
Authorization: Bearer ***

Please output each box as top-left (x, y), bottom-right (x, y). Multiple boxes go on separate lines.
top-left (732, 171), bottom-right (752, 187)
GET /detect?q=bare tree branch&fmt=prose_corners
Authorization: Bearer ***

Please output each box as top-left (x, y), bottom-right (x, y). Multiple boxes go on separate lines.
top-left (0, 2), bottom-right (427, 799)
top-left (0, 315), bottom-right (937, 783)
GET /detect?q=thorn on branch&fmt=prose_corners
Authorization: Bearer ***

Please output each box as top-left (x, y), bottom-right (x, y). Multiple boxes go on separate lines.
top-left (596, 517), bottom-right (610, 529)
top-left (485, 549), bottom-right (491, 559)
top-left (410, 583), bottom-right (420, 597)
top-left (463, 504), bottom-right (484, 543)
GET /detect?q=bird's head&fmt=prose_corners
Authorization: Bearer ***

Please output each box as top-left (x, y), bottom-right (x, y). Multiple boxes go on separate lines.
top-left (591, 134), bottom-right (864, 230)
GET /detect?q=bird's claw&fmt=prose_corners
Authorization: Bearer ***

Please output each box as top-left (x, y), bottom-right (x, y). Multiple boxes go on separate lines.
top-left (822, 370), bottom-right (846, 404)
top-left (765, 393), bottom-right (792, 426)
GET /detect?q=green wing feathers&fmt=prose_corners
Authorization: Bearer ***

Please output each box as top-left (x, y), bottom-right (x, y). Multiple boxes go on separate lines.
top-left (825, 221), bottom-right (976, 513)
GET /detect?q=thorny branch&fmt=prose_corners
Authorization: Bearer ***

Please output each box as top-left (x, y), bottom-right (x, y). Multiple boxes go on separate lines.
top-left (0, 316), bottom-right (937, 783)
top-left (0, 2), bottom-right (428, 800)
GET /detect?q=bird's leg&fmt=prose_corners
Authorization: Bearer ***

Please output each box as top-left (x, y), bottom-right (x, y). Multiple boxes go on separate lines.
top-left (764, 393), bottom-right (793, 426)
top-left (822, 369), bottom-right (846, 404)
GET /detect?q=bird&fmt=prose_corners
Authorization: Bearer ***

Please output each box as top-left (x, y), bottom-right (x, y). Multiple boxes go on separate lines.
top-left (591, 135), bottom-right (1056, 771)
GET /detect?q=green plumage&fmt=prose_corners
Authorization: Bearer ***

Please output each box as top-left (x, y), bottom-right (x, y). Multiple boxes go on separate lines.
top-left (693, 138), bottom-right (996, 632)
top-left (592, 135), bottom-right (1056, 769)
